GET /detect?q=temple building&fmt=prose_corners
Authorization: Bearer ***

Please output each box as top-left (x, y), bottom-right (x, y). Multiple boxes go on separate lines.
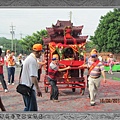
top-left (43, 20), bottom-right (88, 45)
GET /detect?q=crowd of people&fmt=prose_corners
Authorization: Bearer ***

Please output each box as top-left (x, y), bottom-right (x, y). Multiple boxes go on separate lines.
top-left (0, 45), bottom-right (46, 111)
top-left (0, 44), bottom-right (119, 111)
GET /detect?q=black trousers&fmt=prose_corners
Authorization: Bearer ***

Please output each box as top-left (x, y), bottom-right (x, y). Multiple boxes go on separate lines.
top-left (37, 69), bottom-right (41, 82)
top-left (48, 77), bottom-right (59, 100)
top-left (0, 97), bottom-right (6, 111)
top-left (0, 74), bottom-right (8, 90)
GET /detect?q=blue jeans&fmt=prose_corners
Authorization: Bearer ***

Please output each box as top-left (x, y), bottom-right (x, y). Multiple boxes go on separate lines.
top-left (47, 77), bottom-right (59, 100)
top-left (22, 90), bottom-right (38, 111)
top-left (8, 67), bottom-right (15, 83)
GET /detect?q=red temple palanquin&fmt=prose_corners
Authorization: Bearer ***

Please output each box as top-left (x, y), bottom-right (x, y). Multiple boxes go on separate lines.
top-left (43, 20), bottom-right (88, 95)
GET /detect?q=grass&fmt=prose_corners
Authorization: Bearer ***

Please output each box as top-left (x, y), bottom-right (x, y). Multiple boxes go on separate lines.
top-left (112, 77), bottom-right (120, 81)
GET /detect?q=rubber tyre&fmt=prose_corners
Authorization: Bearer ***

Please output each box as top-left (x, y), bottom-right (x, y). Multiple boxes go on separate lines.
top-left (72, 88), bottom-right (76, 92)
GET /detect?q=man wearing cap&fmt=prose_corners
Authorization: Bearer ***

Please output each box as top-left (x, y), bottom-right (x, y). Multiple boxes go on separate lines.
top-left (79, 49), bottom-right (106, 106)
top-left (20, 44), bottom-right (42, 111)
top-left (47, 54), bottom-right (71, 102)
top-left (86, 49), bottom-right (98, 88)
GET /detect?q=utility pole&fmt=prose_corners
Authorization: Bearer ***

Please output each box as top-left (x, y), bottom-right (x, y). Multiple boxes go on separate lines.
top-left (69, 11), bottom-right (72, 21)
top-left (10, 23), bottom-right (15, 51)
top-left (14, 38), bottom-right (17, 56)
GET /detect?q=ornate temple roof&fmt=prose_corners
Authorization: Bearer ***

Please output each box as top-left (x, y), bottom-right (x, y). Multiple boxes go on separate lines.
top-left (43, 20), bottom-right (88, 45)
top-left (53, 20), bottom-right (73, 27)
top-left (43, 36), bottom-right (88, 45)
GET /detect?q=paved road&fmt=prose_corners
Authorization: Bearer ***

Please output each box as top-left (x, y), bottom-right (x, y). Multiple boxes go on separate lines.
top-left (105, 71), bottom-right (120, 81)
top-left (0, 67), bottom-right (120, 112)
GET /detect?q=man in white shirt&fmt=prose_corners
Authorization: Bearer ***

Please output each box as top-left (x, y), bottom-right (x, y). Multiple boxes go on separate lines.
top-left (21, 44), bottom-right (42, 111)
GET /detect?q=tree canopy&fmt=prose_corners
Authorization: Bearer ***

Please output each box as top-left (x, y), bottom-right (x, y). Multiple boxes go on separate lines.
top-left (0, 37), bottom-right (23, 55)
top-left (20, 29), bottom-right (47, 53)
top-left (0, 29), bottom-right (47, 55)
top-left (90, 8), bottom-right (120, 54)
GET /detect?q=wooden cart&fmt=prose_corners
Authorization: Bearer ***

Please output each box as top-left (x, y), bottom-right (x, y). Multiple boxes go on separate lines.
top-left (43, 20), bottom-right (88, 95)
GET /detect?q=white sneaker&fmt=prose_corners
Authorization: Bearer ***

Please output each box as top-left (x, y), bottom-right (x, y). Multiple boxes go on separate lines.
top-left (8, 83), bottom-right (10, 85)
top-left (5, 89), bottom-right (8, 93)
top-left (110, 72), bottom-right (113, 74)
top-left (12, 83), bottom-right (14, 85)
top-left (0, 82), bottom-right (1, 85)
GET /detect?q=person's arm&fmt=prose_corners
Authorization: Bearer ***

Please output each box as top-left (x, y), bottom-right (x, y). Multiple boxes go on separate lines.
top-left (58, 66), bottom-right (71, 72)
top-left (101, 71), bottom-right (106, 83)
top-left (78, 64), bottom-right (88, 69)
top-left (31, 76), bottom-right (42, 97)
top-left (38, 61), bottom-right (46, 66)
top-left (13, 56), bottom-right (17, 65)
top-left (58, 63), bottom-right (66, 67)
top-left (0, 58), bottom-right (4, 66)
top-left (100, 63), bottom-right (106, 83)
top-left (0, 62), bottom-right (3, 66)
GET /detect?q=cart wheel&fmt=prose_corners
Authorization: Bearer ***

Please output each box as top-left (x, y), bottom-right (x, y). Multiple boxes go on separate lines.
top-left (80, 88), bottom-right (85, 95)
top-left (72, 88), bottom-right (76, 92)
top-left (72, 84), bottom-right (76, 92)
top-left (45, 87), bottom-right (48, 93)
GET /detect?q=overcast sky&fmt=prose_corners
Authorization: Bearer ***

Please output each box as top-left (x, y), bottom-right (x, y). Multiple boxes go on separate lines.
top-left (0, 8), bottom-right (113, 40)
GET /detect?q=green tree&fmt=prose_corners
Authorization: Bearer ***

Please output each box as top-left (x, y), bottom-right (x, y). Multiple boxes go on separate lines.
top-left (90, 8), bottom-right (120, 53)
top-left (20, 29), bottom-right (47, 53)
top-left (0, 37), bottom-right (11, 51)
top-left (85, 41), bottom-right (97, 52)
